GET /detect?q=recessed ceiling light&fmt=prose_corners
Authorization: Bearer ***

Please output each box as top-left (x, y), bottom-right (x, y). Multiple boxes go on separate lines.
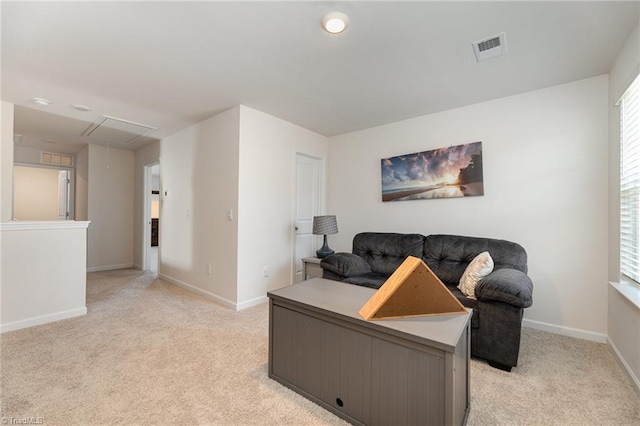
top-left (322, 12), bottom-right (349, 34)
top-left (32, 97), bottom-right (51, 107)
top-left (72, 104), bottom-right (92, 112)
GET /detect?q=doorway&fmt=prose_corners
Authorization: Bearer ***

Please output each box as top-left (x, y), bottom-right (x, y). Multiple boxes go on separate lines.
top-left (143, 162), bottom-right (160, 273)
top-left (13, 164), bottom-right (73, 221)
top-left (292, 153), bottom-right (323, 283)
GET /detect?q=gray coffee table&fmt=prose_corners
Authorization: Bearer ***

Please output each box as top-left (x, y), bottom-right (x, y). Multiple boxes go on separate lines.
top-left (268, 278), bottom-right (471, 426)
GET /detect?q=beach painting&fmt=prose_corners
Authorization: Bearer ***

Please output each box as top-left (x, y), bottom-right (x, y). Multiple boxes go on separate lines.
top-left (381, 142), bottom-right (484, 202)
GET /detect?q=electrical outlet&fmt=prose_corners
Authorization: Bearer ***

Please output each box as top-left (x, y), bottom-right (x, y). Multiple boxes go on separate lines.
top-left (263, 266), bottom-right (269, 277)
top-left (206, 263), bottom-right (212, 275)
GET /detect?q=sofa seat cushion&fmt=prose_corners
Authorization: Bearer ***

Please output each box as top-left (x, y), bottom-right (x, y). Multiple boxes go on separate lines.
top-left (344, 272), bottom-right (389, 289)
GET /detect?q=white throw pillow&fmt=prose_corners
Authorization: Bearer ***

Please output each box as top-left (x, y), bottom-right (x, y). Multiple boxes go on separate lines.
top-left (458, 251), bottom-right (494, 299)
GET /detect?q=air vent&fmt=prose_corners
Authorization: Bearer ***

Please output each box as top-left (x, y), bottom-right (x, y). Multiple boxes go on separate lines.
top-left (472, 32), bottom-right (507, 62)
top-left (82, 115), bottom-right (156, 145)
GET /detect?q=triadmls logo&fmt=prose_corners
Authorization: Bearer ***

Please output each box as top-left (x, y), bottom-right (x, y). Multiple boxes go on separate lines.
top-left (1, 418), bottom-right (45, 425)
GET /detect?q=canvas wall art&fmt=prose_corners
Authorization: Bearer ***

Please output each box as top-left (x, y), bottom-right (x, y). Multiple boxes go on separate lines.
top-left (381, 142), bottom-right (484, 202)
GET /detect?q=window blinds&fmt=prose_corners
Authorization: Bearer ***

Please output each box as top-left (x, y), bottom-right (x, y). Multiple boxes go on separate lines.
top-left (620, 75), bottom-right (640, 283)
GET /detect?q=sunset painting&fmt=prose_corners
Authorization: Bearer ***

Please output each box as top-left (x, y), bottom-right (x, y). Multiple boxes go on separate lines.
top-left (381, 142), bottom-right (484, 202)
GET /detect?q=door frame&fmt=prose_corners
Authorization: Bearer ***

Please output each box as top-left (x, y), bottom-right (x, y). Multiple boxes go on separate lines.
top-left (57, 170), bottom-right (71, 220)
top-left (143, 161), bottom-right (160, 272)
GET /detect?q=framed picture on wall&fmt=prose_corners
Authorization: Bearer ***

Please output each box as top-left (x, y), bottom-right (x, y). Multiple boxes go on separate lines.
top-left (381, 141), bottom-right (484, 202)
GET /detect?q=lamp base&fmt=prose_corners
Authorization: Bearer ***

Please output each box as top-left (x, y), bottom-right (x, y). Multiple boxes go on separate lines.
top-left (316, 235), bottom-right (335, 259)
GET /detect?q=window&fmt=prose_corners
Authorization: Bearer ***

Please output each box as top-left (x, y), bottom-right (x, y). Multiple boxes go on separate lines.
top-left (41, 151), bottom-right (73, 167)
top-left (620, 74), bottom-right (640, 283)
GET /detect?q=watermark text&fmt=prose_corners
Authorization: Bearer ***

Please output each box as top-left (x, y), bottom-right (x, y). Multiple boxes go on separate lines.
top-left (1, 417), bottom-right (44, 425)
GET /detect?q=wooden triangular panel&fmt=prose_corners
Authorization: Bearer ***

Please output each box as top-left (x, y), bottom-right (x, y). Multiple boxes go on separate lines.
top-left (359, 256), bottom-right (466, 320)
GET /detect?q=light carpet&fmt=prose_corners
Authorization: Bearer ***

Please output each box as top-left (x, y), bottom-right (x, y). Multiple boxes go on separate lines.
top-left (1, 269), bottom-right (638, 425)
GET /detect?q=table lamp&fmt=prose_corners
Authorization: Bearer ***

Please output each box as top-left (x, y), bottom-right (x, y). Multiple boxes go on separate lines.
top-left (312, 215), bottom-right (338, 258)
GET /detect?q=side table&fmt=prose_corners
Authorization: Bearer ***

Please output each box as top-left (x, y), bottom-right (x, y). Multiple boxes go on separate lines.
top-left (302, 257), bottom-right (322, 280)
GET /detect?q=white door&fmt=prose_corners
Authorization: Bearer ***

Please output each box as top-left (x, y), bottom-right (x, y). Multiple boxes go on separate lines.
top-left (293, 154), bottom-right (322, 283)
top-left (57, 170), bottom-right (70, 220)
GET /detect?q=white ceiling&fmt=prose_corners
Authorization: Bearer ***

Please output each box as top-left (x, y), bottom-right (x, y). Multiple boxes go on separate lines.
top-left (2, 1), bottom-right (639, 154)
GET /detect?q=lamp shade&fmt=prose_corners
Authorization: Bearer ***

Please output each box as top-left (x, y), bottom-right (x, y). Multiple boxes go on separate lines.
top-left (312, 215), bottom-right (338, 235)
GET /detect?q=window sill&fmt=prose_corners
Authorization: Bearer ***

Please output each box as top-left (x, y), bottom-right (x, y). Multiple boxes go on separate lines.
top-left (609, 281), bottom-right (640, 310)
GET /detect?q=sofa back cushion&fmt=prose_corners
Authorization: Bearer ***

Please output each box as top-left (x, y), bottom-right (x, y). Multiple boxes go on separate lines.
top-left (353, 232), bottom-right (425, 275)
top-left (423, 234), bottom-right (528, 285)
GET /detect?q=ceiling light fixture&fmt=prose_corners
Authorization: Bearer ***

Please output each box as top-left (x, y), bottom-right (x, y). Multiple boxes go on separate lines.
top-left (322, 12), bottom-right (349, 34)
top-left (72, 104), bottom-right (92, 112)
top-left (32, 97), bottom-right (51, 107)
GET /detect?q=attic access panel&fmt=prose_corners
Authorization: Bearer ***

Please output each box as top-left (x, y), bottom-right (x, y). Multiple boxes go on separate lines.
top-left (82, 115), bottom-right (156, 145)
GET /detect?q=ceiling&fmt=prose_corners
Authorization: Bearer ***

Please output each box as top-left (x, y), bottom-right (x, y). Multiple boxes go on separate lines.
top-left (2, 1), bottom-right (639, 154)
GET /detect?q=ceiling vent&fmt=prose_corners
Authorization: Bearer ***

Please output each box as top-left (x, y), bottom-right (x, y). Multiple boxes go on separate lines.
top-left (472, 32), bottom-right (507, 62)
top-left (82, 115), bottom-right (156, 145)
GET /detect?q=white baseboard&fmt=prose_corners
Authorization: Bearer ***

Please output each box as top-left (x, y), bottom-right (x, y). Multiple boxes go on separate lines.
top-left (608, 336), bottom-right (640, 395)
top-left (237, 295), bottom-right (268, 310)
top-left (1, 307), bottom-right (87, 334)
top-left (87, 263), bottom-right (134, 272)
top-left (133, 263), bottom-right (143, 271)
top-left (159, 273), bottom-right (237, 310)
top-left (158, 274), bottom-right (268, 311)
top-left (522, 318), bottom-right (608, 343)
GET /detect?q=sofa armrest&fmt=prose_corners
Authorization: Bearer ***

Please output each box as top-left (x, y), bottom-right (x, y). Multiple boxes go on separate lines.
top-left (475, 268), bottom-right (533, 308)
top-left (320, 253), bottom-right (372, 278)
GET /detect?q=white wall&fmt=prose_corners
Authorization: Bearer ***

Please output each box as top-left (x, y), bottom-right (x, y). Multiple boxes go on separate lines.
top-left (158, 105), bottom-right (328, 309)
top-left (14, 144), bottom-right (46, 164)
top-left (1, 101), bottom-right (14, 222)
top-left (237, 106), bottom-right (328, 307)
top-left (133, 141), bottom-right (160, 269)
top-left (13, 166), bottom-right (60, 220)
top-left (328, 76), bottom-right (609, 338)
top-left (608, 21), bottom-right (640, 391)
top-left (0, 221), bottom-right (89, 332)
top-left (160, 107), bottom-right (240, 306)
top-left (87, 144), bottom-right (134, 271)
top-left (608, 284), bottom-right (640, 391)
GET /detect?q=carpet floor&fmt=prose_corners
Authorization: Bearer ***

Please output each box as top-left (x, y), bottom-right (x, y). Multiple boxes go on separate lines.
top-left (1, 269), bottom-right (638, 425)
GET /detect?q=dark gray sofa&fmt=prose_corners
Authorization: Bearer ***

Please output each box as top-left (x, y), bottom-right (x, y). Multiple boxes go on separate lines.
top-left (320, 232), bottom-right (533, 371)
